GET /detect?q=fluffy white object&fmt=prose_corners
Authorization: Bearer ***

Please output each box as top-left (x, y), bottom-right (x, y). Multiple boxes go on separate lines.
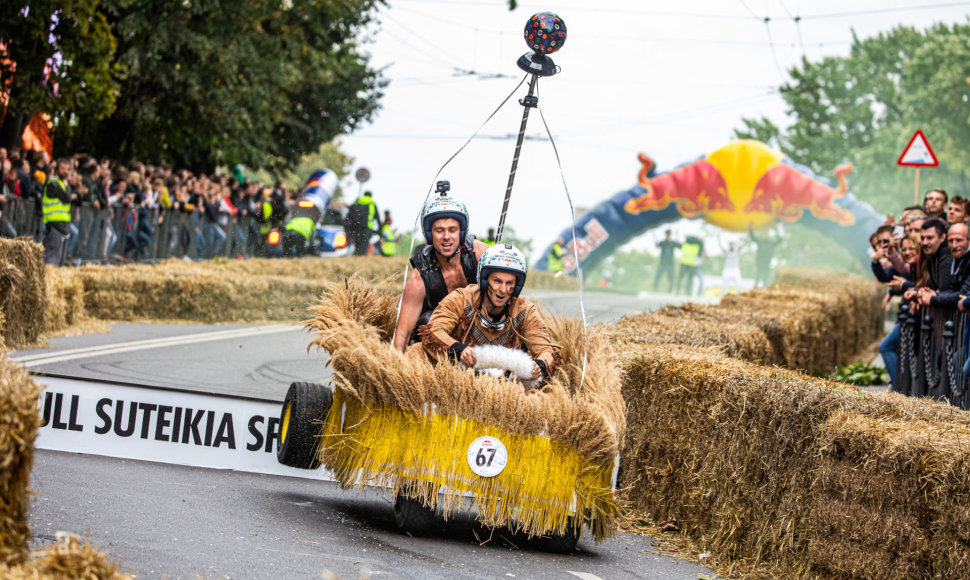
top-left (472, 345), bottom-right (541, 389)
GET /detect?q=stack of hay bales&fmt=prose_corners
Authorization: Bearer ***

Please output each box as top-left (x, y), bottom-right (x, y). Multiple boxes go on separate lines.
top-left (610, 270), bottom-right (882, 374)
top-left (616, 269), bottom-right (970, 578)
top-left (0, 239), bottom-right (47, 349)
top-left (0, 353), bottom-right (130, 577)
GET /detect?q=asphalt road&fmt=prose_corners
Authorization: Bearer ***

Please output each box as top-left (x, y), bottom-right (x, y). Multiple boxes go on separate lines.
top-left (13, 289), bottom-right (719, 579)
top-left (30, 450), bottom-right (714, 579)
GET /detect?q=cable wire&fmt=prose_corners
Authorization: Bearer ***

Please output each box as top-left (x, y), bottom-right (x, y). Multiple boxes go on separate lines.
top-left (535, 83), bottom-right (589, 396)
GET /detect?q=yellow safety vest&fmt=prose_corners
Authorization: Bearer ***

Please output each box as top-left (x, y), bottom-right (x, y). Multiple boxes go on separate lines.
top-left (285, 216), bottom-right (315, 241)
top-left (382, 224), bottom-right (396, 256)
top-left (547, 243), bottom-right (563, 272)
top-left (260, 201), bottom-right (273, 235)
top-left (42, 177), bottom-right (71, 224)
top-left (680, 242), bottom-right (701, 266)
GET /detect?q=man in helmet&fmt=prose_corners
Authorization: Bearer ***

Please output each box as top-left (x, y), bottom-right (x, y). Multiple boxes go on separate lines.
top-left (392, 184), bottom-right (489, 351)
top-left (414, 243), bottom-right (560, 385)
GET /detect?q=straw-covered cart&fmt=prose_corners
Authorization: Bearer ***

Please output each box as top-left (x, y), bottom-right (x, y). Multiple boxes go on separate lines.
top-left (276, 277), bottom-right (625, 551)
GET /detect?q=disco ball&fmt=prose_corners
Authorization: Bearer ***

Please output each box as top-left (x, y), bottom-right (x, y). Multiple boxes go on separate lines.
top-left (523, 12), bottom-right (566, 55)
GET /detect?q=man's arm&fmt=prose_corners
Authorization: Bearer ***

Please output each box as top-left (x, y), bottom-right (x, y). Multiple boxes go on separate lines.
top-left (472, 238), bottom-right (489, 261)
top-left (418, 290), bottom-right (466, 355)
top-left (519, 304), bottom-right (561, 379)
top-left (392, 271), bottom-right (427, 352)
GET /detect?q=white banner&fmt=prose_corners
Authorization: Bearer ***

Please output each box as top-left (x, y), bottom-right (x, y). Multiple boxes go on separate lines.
top-left (34, 376), bottom-right (335, 481)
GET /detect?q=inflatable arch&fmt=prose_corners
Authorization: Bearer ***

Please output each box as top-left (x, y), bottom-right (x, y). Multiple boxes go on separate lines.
top-left (535, 140), bottom-right (885, 273)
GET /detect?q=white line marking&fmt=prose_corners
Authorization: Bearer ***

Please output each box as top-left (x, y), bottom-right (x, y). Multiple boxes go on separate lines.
top-left (567, 572), bottom-right (604, 580)
top-left (11, 325), bottom-right (301, 367)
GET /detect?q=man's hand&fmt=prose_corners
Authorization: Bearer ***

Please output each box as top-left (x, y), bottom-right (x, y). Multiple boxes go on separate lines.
top-left (903, 288), bottom-right (917, 301)
top-left (918, 288), bottom-right (937, 307)
top-left (531, 362), bottom-right (541, 381)
top-left (887, 276), bottom-right (907, 292)
top-left (460, 346), bottom-right (476, 367)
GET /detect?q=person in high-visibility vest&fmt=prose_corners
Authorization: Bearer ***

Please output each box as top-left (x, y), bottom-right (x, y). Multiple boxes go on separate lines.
top-left (547, 237), bottom-right (564, 273)
top-left (676, 235), bottom-right (705, 296)
top-left (483, 228), bottom-right (497, 246)
top-left (348, 190), bottom-right (379, 255)
top-left (257, 188), bottom-right (274, 254)
top-left (42, 159), bottom-right (75, 266)
top-left (283, 213), bottom-right (315, 256)
top-left (380, 211), bottom-right (397, 257)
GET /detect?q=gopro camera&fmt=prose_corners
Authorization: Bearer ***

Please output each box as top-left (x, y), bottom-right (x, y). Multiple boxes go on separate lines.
top-left (435, 180), bottom-right (450, 195)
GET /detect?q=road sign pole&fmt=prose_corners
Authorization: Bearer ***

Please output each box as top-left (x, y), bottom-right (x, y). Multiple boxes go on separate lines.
top-left (914, 167), bottom-right (921, 206)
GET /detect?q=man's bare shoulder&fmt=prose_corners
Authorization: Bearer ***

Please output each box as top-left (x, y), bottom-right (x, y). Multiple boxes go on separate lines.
top-left (472, 239), bottom-right (489, 258)
top-left (403, 268), bottom-right (427, 297)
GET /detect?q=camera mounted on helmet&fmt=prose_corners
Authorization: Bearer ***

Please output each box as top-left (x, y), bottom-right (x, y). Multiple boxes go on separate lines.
top-left (421, 184), bottom-right (469, 249)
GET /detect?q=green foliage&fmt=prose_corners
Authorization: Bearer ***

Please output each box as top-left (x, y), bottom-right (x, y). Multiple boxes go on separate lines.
top-left (825, 362), bottom-right (889, 387)
top-left (733, 22), bottom-right (970, 216)
top-left (0, 1), bottom-right (121, 145)
top-left (250, 140), bottom-right (355, 197)
top-left (41, 0), bottom-right (387, 173)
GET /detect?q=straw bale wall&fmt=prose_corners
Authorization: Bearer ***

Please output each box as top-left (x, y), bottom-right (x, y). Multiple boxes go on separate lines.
top-left (0, 238), bottom-right (47, 349)
top-left (0, 353), bottom-right (40, 565)
top-left (616, 266), bottom-right (970, 578)
top-left (609, 271), bottom-right (883, 375)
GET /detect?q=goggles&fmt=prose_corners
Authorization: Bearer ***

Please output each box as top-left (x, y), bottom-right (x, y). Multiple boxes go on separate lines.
top-left (477, 311), bottom-right (510, 331)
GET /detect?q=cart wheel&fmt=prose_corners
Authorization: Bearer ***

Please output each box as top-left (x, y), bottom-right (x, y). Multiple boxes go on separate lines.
top-left (540, 519), bottom-right (580, 554)
top-left (276, 381), bottom-right (333, 469)
top-left (393, 494), bottom-right (436, 536)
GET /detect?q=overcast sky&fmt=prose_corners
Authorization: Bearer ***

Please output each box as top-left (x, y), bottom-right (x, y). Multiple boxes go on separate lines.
top-left (339, 0), bottom-right (970, 258)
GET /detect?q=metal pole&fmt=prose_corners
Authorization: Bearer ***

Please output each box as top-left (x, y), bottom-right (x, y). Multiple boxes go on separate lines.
top-left (495, 74), bottom-right (539, 243)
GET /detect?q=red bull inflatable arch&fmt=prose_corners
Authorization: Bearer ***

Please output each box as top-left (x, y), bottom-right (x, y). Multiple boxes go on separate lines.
top-left (535, 140), bottom-right (885, 272)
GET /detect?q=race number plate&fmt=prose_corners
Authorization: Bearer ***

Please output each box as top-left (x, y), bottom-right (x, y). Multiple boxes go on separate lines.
top-left (466, 436), bottom-right (508, 478)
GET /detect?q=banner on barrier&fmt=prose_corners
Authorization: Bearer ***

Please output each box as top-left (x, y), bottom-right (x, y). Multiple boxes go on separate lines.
top-left (35, 376), bottom-right (335, 481)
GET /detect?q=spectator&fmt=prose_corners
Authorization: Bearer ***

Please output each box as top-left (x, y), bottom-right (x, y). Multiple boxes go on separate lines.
top-left (720, 239), bottom-right (743, 293)
top-left (0, 157), bottom-right (16, 238)
top-left (484, 227), bottom-right (497, 246)
top-left (924, 188), bottom-right (948, 220)
top-left (919, 222), bottom-right (970, 309)
top-left (547, 237), bottom-right (564, 274)
top-left (880, 232), bottom-right (921, 390)
top-left (947, 195), bottom-right (969, 226)
top-left (903, 219), bottom-right (953, 309)
top-left (750, 224), bottom-right (781, 288)
top-left (654, 229), bottom-right (679, 293)
top-left (380, 211), bottom-right (397, 257)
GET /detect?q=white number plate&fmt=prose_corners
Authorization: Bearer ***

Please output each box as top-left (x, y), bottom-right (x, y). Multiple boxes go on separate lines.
top-left (466, 436), bottom-right (508, 478)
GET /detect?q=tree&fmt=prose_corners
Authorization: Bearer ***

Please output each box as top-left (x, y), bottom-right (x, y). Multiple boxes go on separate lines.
top-left (0, 1), bottom-right (120, 150)
top-left (733, 22), bottom-right (970, 214)
top-left (62, 0), bottom-right (385, 173)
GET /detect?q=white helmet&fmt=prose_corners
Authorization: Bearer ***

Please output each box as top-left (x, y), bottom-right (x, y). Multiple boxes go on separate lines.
top-left (478, 243), bottom-right (528, 299)
top-left (422, 195), bottom-right (469, 246)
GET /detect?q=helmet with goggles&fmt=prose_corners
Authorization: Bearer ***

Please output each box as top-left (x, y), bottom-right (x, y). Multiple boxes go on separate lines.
top-left (477, 243), bottom-right (528, 300)
top-left (422, 195), bottom-right (469, 248)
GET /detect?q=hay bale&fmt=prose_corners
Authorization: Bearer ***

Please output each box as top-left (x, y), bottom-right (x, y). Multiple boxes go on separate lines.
top-left (618, 337), bottom-right (970, 578)
top-left (44, 268), bottom-right (88, 334)
top-left (0, 238), bottom-right (46, 349)
top-left (305, 276), bottom-right (626, 540)
top-left (0, 537), bottom-right (132, 579)
top-left (0, 353), bottom-right (41, 565)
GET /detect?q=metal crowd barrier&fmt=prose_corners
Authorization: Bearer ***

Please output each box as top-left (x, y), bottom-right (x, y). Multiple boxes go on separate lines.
top-left (895, 303), bottom-right (970, 410)
top-left (10, 202), bottom-right (264, 264)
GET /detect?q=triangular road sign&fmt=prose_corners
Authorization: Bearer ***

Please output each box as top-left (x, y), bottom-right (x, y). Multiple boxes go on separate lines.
top-left (897, 129), bottom-right (939, 167)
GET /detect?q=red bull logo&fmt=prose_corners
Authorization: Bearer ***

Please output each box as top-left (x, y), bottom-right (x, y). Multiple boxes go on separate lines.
top-left (621, 141), bottom-right (855, 232)
top-left (625, 154), bottom-right (734, 217)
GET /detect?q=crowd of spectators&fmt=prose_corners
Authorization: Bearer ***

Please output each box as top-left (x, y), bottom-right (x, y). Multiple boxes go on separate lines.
top-left (0, 147), bottom-right (304, 265)
top-left (871, 188), bottom-right (970, 392)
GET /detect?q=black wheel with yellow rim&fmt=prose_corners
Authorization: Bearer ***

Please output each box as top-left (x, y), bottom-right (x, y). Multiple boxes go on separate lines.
top-left (276, 381), bottom-right (334, 469)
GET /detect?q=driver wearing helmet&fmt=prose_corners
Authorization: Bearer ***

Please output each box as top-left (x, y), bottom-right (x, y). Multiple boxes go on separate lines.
top-left (415, 244), bottom-right (560, 385)
top-left (392, 190), bottom-right (489, 351)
